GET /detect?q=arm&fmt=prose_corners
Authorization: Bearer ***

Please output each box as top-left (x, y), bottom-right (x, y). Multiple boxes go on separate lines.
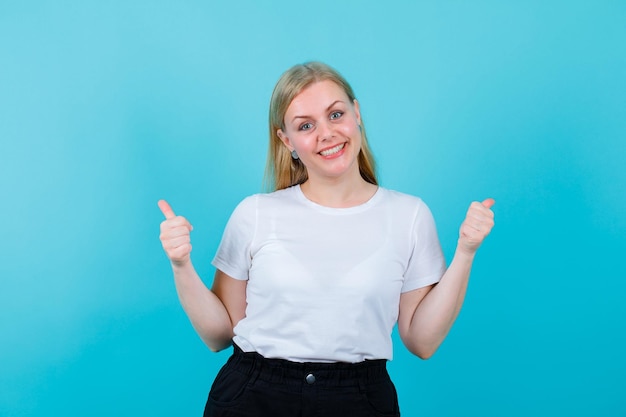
top-left (158, 200), bottom-right (246, 352)
top-left (398, 199), bottom-right (495, 359)
top-left (171, 262), bottom-right (246, 352)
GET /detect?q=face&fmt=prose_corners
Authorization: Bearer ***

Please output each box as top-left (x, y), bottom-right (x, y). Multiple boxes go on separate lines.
top-left (277, 80), bottom-right (362, 183)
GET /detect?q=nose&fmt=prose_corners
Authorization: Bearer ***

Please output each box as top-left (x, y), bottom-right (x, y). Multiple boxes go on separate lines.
top-left (317, 119), bottom-right (333, 141)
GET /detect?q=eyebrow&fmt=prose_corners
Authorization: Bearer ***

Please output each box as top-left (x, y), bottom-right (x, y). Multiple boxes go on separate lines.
top-left (290, 100), bottom-right (345, 122)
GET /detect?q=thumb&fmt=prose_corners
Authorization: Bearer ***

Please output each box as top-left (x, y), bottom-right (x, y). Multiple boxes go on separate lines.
top-left (158, 199), bottom-right (176, 219)
top-left (481, 198), bottom-right (495, 209)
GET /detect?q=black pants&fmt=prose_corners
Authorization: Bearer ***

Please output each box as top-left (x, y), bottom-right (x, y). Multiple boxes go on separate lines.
top-left (204, 344), bottom-right (400, 417)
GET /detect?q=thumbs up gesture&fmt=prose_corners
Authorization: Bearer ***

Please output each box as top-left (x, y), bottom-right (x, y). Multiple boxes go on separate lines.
top-left (158, 200), bottom-right (194, 267)
top-left (457, 198), bottom-right (495, 256)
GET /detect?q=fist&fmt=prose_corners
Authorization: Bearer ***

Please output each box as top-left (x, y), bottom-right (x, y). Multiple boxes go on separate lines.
top-left (458, 198), bottom-right (495, 256)
top-left (158, 200), bottom-right (193, 267)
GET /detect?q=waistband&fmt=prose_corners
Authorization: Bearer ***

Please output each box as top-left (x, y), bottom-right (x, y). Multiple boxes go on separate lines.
top-left (227, 343), bottom-right (389, 387)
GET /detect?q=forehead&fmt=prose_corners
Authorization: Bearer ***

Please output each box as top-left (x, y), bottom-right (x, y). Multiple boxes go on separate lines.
top-left (286, 80), bottom-right (349, 115)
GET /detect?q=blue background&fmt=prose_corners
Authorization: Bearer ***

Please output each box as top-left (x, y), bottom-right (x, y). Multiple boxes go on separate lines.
top-left (1, 1), bottom-right (625, 416)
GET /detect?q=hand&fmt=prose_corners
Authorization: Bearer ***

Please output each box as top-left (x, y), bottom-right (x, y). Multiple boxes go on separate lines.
top-left (457, 198), bottom-right (495, 257)
top-left (158, 200), bottom-right (194, 267)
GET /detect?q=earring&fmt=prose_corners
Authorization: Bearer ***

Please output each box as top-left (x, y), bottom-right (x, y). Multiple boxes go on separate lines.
top-left (291, 150), bottom-right (299, 160)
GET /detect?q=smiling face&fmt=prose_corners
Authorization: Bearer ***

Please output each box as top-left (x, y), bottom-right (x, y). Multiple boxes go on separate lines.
top-left (277, 80), bottom-right (363, 184)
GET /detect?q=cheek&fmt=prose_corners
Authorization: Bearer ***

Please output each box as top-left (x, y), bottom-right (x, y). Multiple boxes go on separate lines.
top-left (290, 134), bottom-right (316, 151)
top-left (340, 122), bottom-right (360, 138)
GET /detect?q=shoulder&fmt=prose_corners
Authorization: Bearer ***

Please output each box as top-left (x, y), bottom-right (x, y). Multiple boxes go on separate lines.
top-left (232, 186), bottom-right (299, 213)
top-left (261, 185), bottom-right (299, 201)
top-left (376, 188), bottom-right (438, 227)
top-left (378, 187), bottom-right (428, 210)
top-left (230, 194), bottom-right (257, 214)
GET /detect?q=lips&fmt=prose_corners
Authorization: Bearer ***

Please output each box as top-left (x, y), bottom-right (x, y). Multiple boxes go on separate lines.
top-left (319, 143), bottom-right (345, 156)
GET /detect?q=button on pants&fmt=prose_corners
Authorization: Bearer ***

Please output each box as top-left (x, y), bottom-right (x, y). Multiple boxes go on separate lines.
top-left (203, 344), bottom-right (400, 417)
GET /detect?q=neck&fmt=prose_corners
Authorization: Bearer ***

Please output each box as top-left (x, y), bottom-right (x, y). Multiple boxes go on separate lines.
top-left (300, 175), bottom-right (378, 208)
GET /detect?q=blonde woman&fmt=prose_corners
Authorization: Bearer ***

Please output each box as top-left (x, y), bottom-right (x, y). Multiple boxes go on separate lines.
top-left (158, 62), bottom-right (495, 416)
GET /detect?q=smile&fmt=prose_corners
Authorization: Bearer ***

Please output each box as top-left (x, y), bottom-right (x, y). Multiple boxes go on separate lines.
top-left (319, 143), bottom-right (345, 156)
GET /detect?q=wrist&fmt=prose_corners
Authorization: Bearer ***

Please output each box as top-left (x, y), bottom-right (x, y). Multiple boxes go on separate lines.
top-left (171, 258), bottom-right (193, 271)
top-left (454, 242), bottom-right (477, 263)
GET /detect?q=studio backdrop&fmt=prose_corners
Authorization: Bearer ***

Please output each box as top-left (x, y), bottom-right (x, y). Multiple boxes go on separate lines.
top-left (1, 1), bottom-right (625, 416)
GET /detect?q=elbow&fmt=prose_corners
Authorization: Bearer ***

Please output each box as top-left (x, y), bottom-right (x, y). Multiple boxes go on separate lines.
top-left (207, 345), bottom-right (228, 353)
top-left (197, 324), bottom-right (234, 353)
top-left (205, 337), bottom-right (233, 353)
top-left (414, 348), bottom-right (436, 360)
top-left (409, 345), bottom-right (437, 360)
top-left (400, 327), bottom-right (444, 360)
top-left (404, 339), bottom-right (439, 360)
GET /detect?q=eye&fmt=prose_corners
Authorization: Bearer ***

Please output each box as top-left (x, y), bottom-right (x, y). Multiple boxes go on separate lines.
top-left (330, 111), bottom-right (343, 120)
top-left (299, 122), bottom-right (313, 131)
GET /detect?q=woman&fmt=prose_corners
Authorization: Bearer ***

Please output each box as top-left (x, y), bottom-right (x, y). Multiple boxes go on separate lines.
top-left (158, 62), bottom-right (495, 416)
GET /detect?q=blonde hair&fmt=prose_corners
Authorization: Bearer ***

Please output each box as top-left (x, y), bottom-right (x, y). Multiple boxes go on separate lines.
top-left (264, 62), bottom-right (377, 191)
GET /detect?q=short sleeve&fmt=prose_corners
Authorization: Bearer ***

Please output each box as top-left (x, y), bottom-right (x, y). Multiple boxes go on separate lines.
top-left (211, 195), bottom-right (258, 281)
top-left (401, 200), bottom-right (447, 293)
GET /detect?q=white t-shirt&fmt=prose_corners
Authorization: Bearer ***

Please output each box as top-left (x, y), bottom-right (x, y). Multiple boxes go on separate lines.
top-left (212, 185), bottom-right (446, 363)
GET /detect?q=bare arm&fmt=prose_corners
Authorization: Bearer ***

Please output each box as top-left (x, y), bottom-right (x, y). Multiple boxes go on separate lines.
top-left (211, 269), bottom-right (247, 339)
top-left (170, 262), bottom-right (245, 352)
top-left (158, 200), bottom-right (246, 352)
top-left (398, 199), bottom-right (495, 359)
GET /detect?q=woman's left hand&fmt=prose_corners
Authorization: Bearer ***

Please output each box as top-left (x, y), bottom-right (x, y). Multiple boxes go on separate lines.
top-left (457, 198), bottom-right (495, 256)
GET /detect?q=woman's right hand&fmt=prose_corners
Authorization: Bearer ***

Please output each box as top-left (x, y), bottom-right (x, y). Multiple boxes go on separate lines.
top-left (158, 200), bottom-right (193, 267)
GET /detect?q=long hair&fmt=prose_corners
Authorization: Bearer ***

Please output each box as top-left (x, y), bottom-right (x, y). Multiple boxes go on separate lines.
top-left (264, 62), bottom-right (377, 191)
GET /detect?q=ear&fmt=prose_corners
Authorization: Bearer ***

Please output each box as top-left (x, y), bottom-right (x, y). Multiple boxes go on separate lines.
top-left (353, 99), bottom-right (362, 126)
top-left (277, 129), bottom-right (293, 151)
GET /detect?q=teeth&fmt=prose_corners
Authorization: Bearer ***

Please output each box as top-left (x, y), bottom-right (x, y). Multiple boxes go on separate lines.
top-left (320, 143), bottom-right (345, 156)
